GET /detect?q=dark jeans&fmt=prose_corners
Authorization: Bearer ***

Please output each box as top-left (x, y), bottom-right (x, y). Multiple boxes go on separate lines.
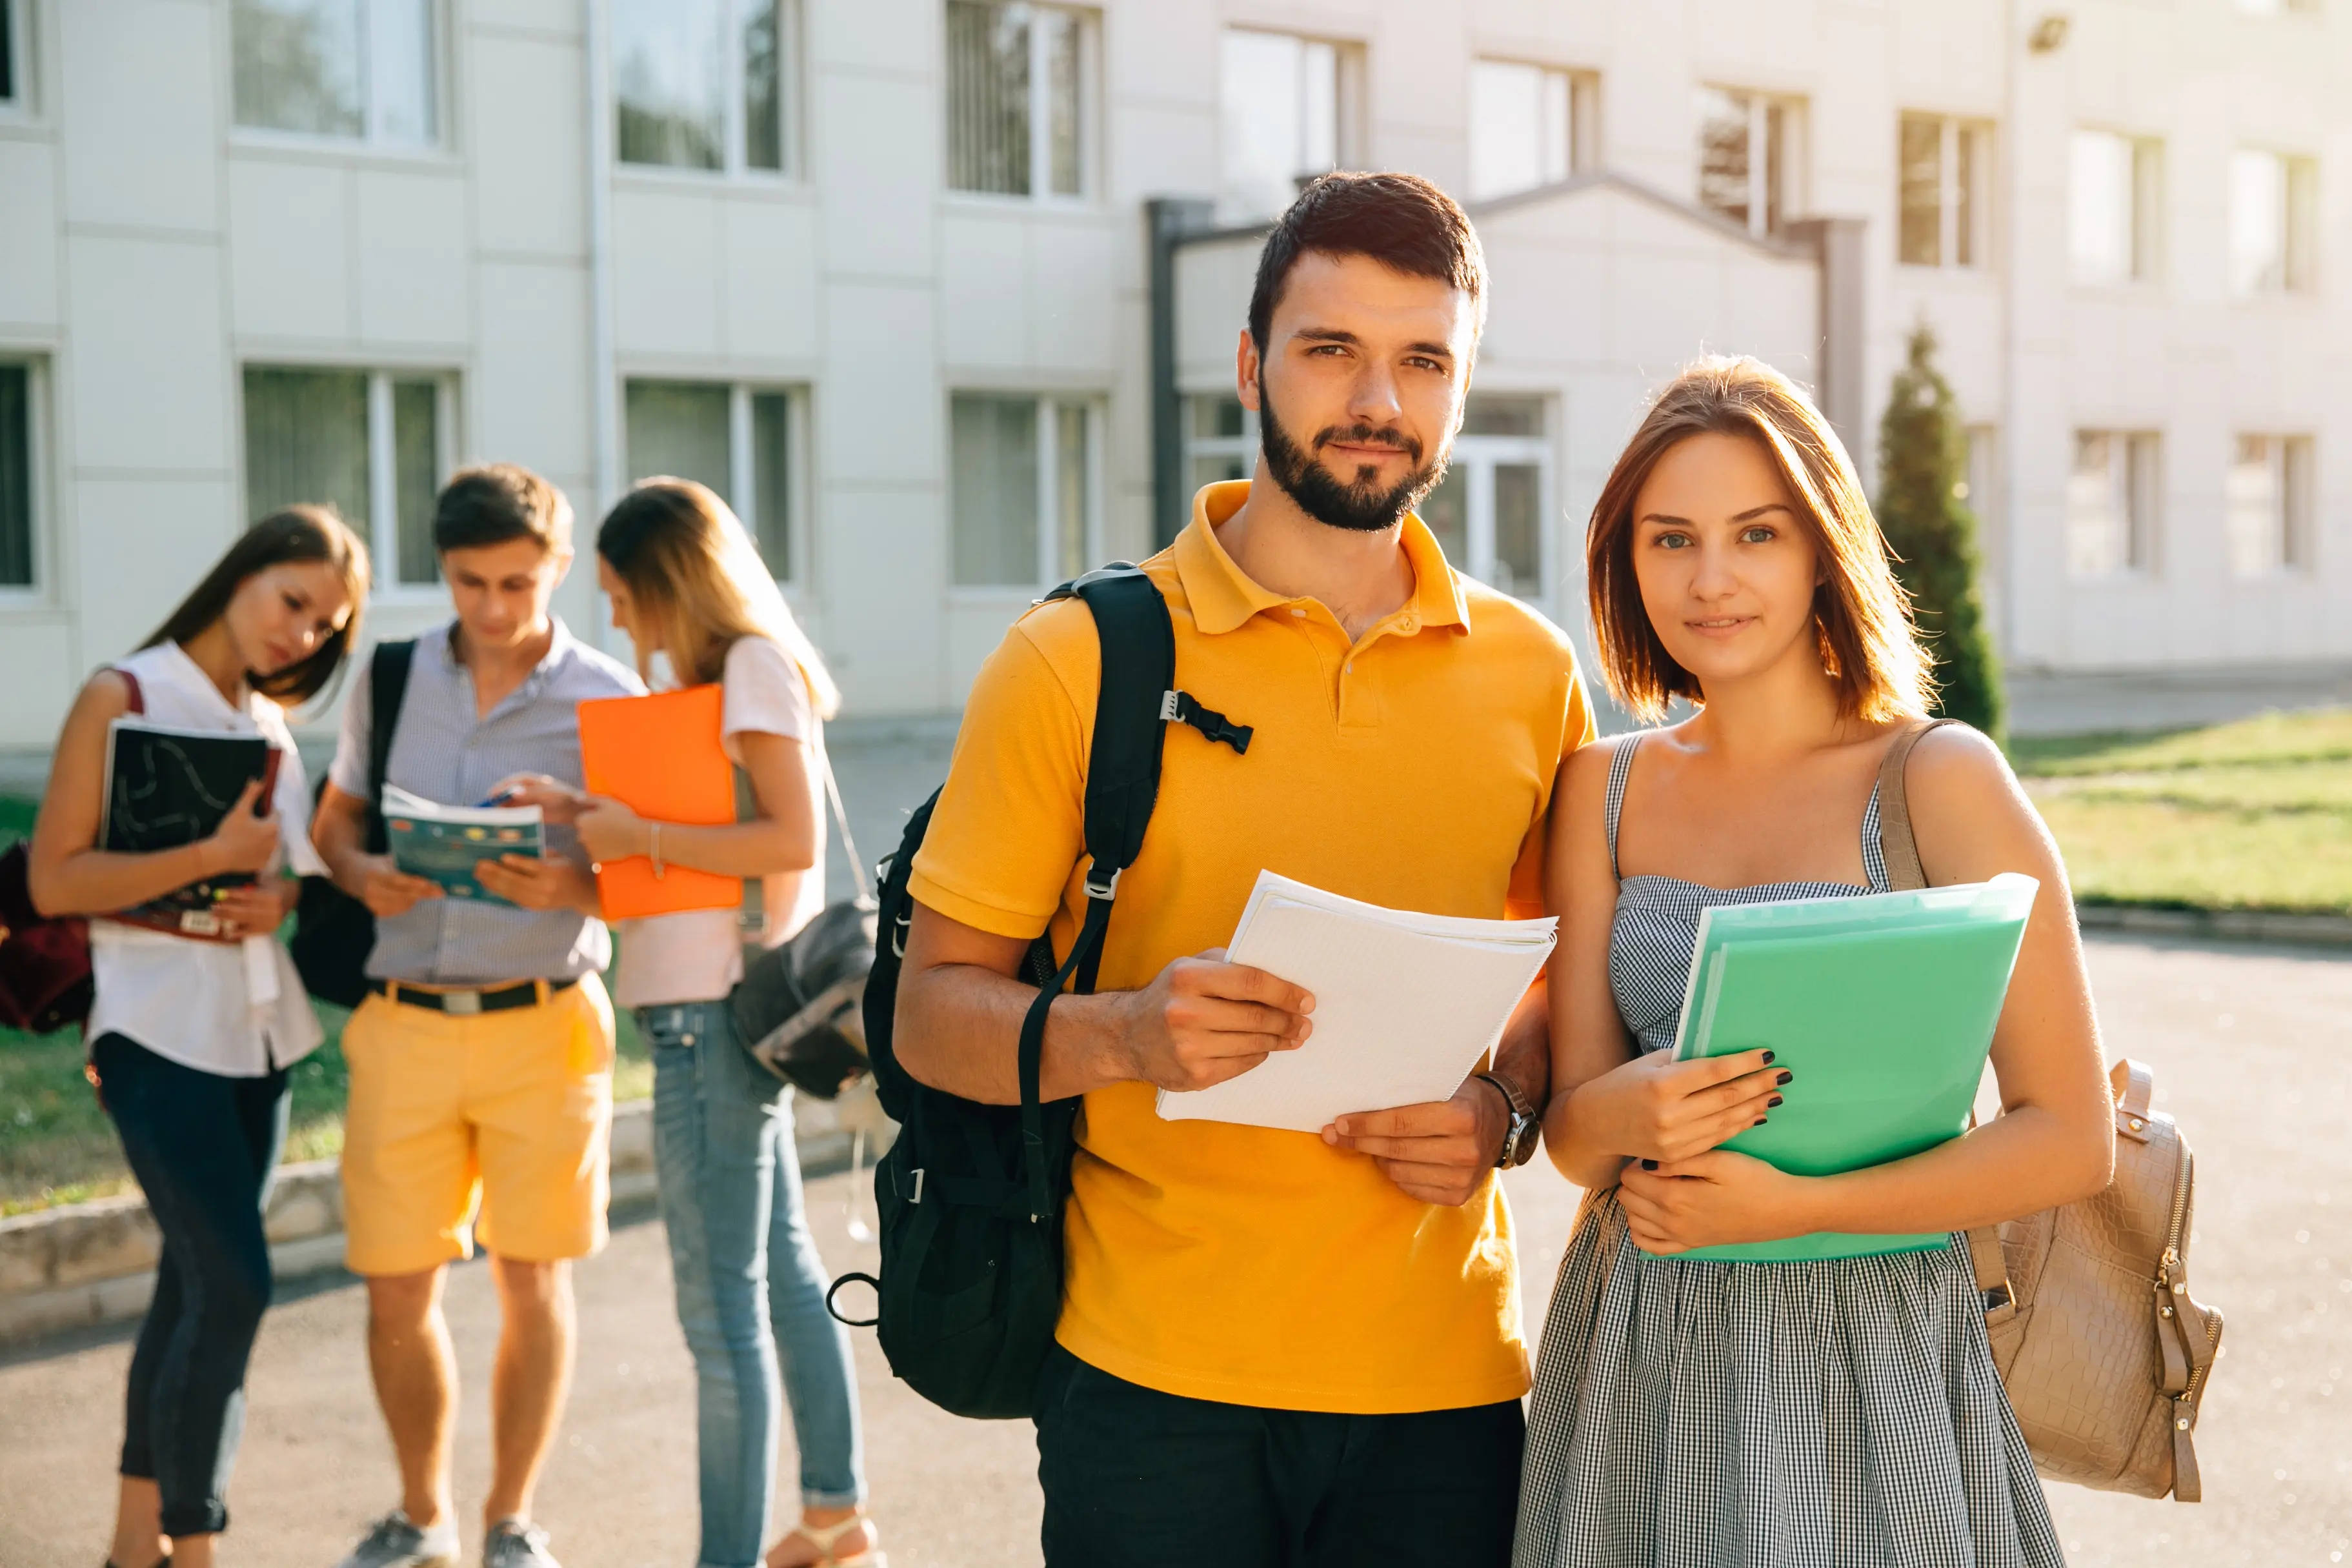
top-left (92, 1033), bottom-right (289, 1538)
top-left (1034, 1342), bottom-right (1524, 1568)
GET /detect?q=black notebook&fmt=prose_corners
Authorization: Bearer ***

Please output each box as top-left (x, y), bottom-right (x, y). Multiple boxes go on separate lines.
top-left (100, 718), bottom-right (281, 936)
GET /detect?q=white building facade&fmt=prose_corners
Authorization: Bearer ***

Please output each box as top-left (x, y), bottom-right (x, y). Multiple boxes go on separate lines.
top-left (0, 0), bottom-right (2346, 749)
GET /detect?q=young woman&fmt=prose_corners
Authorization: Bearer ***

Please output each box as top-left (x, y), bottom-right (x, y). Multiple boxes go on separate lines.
top-left (503, 479), bottom-right (878, 1568)
top-left (28, 507), bottom-right (368, 1568)
top-left (1514, 357), bottom-right (2113, 1567)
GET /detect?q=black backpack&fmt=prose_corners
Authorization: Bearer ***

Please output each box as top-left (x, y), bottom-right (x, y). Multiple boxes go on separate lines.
top-left (827, 565), bottom-right (1251, 1420)
top-left (290, 639), bottom-right (415, 1007)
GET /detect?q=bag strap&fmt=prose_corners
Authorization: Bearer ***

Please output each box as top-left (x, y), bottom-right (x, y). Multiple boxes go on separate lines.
top-left (817, 749), bottom-right (871, 905)
top-left (1874, 716), bottom-right (1956, 894)
top-left (363, 640), bottom-right (417, 856)
top-left (116, 668), bottom-right (145, 716)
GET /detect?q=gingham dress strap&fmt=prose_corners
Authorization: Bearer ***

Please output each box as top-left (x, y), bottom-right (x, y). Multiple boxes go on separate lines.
top-left (1603, 734), bottom-right (1642, 881)
top-left (1860, 783), bottom-right (1892, 893)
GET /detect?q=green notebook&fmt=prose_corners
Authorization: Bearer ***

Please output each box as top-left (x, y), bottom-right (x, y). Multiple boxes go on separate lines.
top-left (1667, 874), bottom-right (2038, 1263)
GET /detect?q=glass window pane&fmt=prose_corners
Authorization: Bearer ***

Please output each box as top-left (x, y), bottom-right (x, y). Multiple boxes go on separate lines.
top-left (3, 0), bottom-right (21, 103)
top-left (2066, 431), bottom-right (2122, 578)
top-left (2126, 434), bottom-right (2160, 568)
top-left (743, 0), bottom-right (783, 171)
top-left (1542, 70), bottom-right (1574, 184)
top-left (2284, 437), bottom-right (2314, 567)
top-left (245, 367), bottom-right (370, 530)
top-left (1696, 86), bottom-right (1751, 228)
top-left (1055, 402), bottom-right (1090, 581)
top-left (1045, 8), bottom-right (1082, 196)
top-left (1420, 467), bottom-right (1467, 567)
top-left (390, 379), bottom-right (439, 585)
top-left (1763, 101), bottom-right (1787, 233)
top-left (1955, 124), bottom-right (1977, 267)
top-left (1898, 115), bottom-right (1943, 265)
top-left (625, 380), bottom-right (734, 500)
top-left (234, 0), bottom-right (363, 138)
top-left (1493, 463), bottom-right (1542, 597)
top-left (750, 390), bottom-right (792, 578)
top-left (951, 394), bottom-right (1040, 585)
top-left (1191, 396), bottom-right (1245, 439)
top-left (1223, 30), bottom-right (1335, 219)
top-left (1189, 454), bottom-right (1250, 493)
top-left (2230, 150), bottom-right (2287, 295)
top-left (1469, 60), bottom-right (1545, 201)
top-left (615, 0), bottom-right (725, 170)
top-left (1300, 41), bottom-right (1338, 172)
top-left (1462, 397), bottom-right (1542, 437)
top-left (0, 364), bottom-right (30, 587)
top-left (2068, 130), bottom-right (2132, 285)
top-left (2227, 434), bottom-right (2282, 578)
top-left (947, 0), bottom-right (1030, 195)
top-left (368, 0), bottom-right (436, 145)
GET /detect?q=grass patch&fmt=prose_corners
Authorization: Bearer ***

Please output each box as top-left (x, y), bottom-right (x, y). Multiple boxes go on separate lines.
top-left (2014, 707), bottom-right (2352, 916)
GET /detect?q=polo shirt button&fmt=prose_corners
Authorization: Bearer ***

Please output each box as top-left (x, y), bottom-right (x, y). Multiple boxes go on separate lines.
top-left (1402, 617), bottom-right (1417, 630)
top-left (1345, 661), bottom-right (1354, 672)
top-left (1289, 607), bottom-right (1305, 618)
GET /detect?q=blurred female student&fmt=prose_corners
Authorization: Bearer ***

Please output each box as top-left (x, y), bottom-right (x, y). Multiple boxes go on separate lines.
top-left (28, 507), bottom-right (369, 1568)
top-left (502, 479), bottom-right (879, 1568)
top-left (1516, 357), bottom-right (2112, 1567)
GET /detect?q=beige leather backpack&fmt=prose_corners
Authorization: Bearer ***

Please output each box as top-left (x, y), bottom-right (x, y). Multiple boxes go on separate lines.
top-left (1878, 720), bottom-right (2224, 1501)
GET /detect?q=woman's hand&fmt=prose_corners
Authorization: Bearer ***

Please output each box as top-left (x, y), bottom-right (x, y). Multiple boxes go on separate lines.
top-left (572, 796), bottom-right (650, 867)
top-left (203, 778), bottom-right (282, 876)
top-left (207, 876), bottom-right (296, 940)
top-left (490, 773), bottom-right (589, 826)
top-left (474, 853), bottom-right (599, 914)
top-left (1618, 1150), bottom-right (1816, 1254)
top-left (1560, 1047), bottom-right (1789, 1165)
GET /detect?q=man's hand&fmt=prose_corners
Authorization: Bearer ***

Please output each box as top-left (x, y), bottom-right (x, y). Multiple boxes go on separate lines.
top-left (1112, 949), bottom-right (1313, 1092)
top-left (352, 853), bottom-right (444, 918)
top-left (474, 853), bottom-right (598, 913)
top-left (1323, 1076), bottom-right (1509, 1207)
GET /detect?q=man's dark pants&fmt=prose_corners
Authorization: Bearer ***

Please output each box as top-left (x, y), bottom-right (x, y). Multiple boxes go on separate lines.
top-left (1034, 1342), bottom-right (1524, 1567)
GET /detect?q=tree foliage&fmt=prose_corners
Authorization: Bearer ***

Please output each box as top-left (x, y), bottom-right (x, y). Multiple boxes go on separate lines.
top-left (1876, 325), bottom-right (2005, 741)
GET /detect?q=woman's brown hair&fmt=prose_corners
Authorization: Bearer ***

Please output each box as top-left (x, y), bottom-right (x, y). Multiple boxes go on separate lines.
top-left (142, 505), bottom-right (371, 706)
top-left (1586, 354), bottom-right (1930, 725)
top-left (596, 478), bottom-right (840, 717)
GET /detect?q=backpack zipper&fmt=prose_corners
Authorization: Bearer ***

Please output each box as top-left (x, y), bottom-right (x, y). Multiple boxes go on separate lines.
top-left (2153, 1145), bottom-right (2215, 1423)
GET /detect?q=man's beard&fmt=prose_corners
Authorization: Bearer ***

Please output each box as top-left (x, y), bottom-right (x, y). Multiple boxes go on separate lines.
top-left (1256, 379), bottom-right (1447, 534)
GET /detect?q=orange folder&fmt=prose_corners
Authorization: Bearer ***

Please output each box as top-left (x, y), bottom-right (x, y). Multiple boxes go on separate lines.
top-left (577, 684), bottom-right (742, 922)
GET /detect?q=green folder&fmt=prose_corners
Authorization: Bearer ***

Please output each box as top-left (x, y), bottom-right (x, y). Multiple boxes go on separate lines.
top-left (1667, 874), bottom-right (2038, 1263)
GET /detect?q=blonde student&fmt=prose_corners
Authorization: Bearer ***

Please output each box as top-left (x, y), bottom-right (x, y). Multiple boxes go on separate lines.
top-left (1515, 357), bottom-right (2113, 1567)
top-left (28, 507), bottom-right (368, 1568)
top-left (504, 478), bottom-right (879, 1568)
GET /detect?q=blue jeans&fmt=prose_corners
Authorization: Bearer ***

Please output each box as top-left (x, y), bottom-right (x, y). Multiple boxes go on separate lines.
top-left (644, 1001), bottom-right (865, 1568)
top-left (92, 1032), bottom-right (290, 1538)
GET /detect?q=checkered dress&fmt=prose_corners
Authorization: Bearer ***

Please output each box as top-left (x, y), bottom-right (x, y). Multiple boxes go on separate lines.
top-left (1513, 737), bottom-right (2065, 1568)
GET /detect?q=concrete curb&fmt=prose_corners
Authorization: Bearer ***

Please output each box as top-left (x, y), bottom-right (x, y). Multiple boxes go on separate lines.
top-left (2077, 901), bottom-right (2352, 949)
top-left (0, 1089), bottom-right (894, 1348)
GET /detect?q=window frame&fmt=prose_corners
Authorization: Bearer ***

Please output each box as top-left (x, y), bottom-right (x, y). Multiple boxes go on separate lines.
top-left (1696, 85), bottom-right (1805, 239)
top-left (947, 390), bottom-right (1106, 592)
top-left (1896, 112), bottom-right (1991, 271)
top-left (2226, 432), bottom-right (2317, 578)
top-left (611, 0), bottom-right (800, 182)
top-left (1465, 57), bottom-right (1598, 201)
top-left (0, 354), bottom-right (49, 604)
top-left (2228, 148), bottom-right (2320, 298)
top-left (2068, 128), bottom-right (2164, 288)
top-left (227, 0), bottom-right (449, 156)
top-left (1183, 394), bottom-right (1258, 496)
top-left (941, 1), bottom-right (1100, 205)
top-left (1419, 397), bottom-right (1557, 610)
top-left (2065, 428), bottom-right (2164, 581)
top-left (619, 377), bottom-right (810, 586)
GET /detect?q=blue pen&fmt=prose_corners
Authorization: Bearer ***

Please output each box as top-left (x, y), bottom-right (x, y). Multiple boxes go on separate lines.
top-left (475, 786), bottom-right (520, 808)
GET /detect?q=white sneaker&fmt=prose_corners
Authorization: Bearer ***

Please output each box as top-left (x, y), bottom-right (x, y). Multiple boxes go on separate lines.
top-left (481, 1520), bottom-right (560, 1568)
top-left (332, 1511), bottom-right (459, 1568)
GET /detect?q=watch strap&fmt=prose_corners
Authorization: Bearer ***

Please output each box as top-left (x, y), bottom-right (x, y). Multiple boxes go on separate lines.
top-left (1476, 1071), bottom-right (1536, 1167)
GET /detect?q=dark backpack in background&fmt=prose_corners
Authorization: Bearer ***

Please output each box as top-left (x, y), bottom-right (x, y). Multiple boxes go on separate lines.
top-left (290, 640), bottom-right (415, 1007)
top-left (827, 565), bottom-right (1252, 1420)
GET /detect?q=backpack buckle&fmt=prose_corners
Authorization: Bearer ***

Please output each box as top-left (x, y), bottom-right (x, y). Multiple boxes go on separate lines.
top-left (1083, 864), bottom-right (1121, 900)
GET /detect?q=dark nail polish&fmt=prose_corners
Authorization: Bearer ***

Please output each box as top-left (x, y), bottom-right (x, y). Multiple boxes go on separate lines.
top-left (1767, 1094), bottom-right (1784, 1108)
top-left (1776, 1070), bottom-right (1793, 1085)
top-left (1754, 1116), bottom-right (1768, 1126)
top-left (1640, 1158), bottom-right (1658, 1171)
top-left (1760, 1050), bottom-right (1775, 1065)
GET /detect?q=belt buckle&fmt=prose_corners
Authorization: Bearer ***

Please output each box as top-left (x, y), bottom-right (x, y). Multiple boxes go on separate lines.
top-left (443, 989), bottom-right (485, 1016)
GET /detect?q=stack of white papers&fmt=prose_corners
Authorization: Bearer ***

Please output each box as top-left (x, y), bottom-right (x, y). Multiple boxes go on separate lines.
top-left (1155, 871), bottom-right (1557, 1134)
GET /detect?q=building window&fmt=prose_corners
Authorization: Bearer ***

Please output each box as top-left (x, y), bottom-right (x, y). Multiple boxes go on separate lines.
top-left (2066, 430), bottom-right (2160, 579)
top-left (2234, 0), bottom-right (2318, 13)
top-left (1220, 28), bottom-right (1358, 221)
top-left (614, 0), bottom-right (792, 174)
top-left (0, 361), bottom-right (37, 590)
top-left (1898, 114), bottom-right (1989, 268)
top-left (623, 380), bottom-right (802, 581)
top-left (1696, 86), bottom-right (1802, 238)
top-left (2229, 150), bottom-right (2318, 296)
top-left (231, 0), bottom-right (437, 146)
top-left (945, 2), bottom-right (1092, 199)
top-left (1419, 397), bottom-right (1552, 602)
top-left (1, 0), bottom-right (25, 111)
top-left (2227, 434), bottom-right (2314, 576)
top-left (950, 393), bottom-right (1100, 587)
top-left (243, 367), bottom-right (448, 589)
top-left (2068, 130), bottom-right (2161, 286)
top-left (1468, 61), bottom-right (1595, 200)
top-left (1185, 396), bottom-right (1258, 496)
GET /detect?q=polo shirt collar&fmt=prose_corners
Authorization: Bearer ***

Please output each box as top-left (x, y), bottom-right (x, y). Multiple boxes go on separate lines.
top-left (1174, 479), bottom-right (1472, 636)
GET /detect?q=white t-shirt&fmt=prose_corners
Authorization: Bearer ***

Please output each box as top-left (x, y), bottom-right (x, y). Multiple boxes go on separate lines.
top-left (611, 635), bottom-right (826, 1010)
top-left (87, 641), bottom-right (330, 1076)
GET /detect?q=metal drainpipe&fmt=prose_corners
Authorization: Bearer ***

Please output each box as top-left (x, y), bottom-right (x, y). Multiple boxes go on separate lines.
top-left (1146, 197), bottom-right (1215, 551)
top-left (1999, 0), bottom-right (2023, 667)
top-left (584, 0), bottom-right (621, 653)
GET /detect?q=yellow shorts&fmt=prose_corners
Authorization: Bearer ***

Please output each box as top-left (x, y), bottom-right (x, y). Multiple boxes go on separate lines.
top-left (339, 976), bottom-right (616, 1276)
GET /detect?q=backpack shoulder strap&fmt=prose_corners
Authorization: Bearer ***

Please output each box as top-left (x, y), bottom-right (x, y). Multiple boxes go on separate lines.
top-left (1874, 716), bottom-right (1958, 894)
top-left (363, 640), bottom-right (418, 852)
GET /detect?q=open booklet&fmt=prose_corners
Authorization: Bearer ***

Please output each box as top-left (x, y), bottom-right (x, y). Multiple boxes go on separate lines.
top-left (1155, 870), bottom-right (1556, 1134)
top-left (381, 785), bottom-right (545, 905)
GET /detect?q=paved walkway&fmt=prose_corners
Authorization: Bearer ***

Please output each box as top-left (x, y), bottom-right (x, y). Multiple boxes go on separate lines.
top-left (3, 932), bottom-right (2345, 1567)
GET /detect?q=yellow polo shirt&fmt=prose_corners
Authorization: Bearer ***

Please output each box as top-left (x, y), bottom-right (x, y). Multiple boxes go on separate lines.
top-left (908, 481), bottom-right (1595, 1414)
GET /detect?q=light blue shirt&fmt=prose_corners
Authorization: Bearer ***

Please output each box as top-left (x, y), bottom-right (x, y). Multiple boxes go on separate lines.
top-left (328, 618), bottom-right (645, 985)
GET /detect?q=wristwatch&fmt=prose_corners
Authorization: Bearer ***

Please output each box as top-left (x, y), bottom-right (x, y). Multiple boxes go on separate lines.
top-left (1476, 1072), bottom-right (1541, 1168)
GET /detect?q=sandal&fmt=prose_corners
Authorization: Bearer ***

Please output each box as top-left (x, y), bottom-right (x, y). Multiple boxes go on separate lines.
top-left (770, 1512), bottom-right (885, 1568)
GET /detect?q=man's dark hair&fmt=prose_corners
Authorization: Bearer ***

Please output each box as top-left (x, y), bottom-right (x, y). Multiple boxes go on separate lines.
top-left (432, 463), bottom-right (572, 555)
top-left (1246, 171), bottom-right (1487, 350)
